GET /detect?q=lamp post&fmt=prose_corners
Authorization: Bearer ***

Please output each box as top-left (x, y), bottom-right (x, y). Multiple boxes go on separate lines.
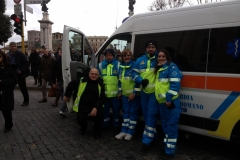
top-left (128, 0), bottom-right (136, 17)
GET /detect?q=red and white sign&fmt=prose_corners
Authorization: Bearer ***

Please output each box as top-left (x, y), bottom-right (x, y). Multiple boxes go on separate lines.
top-left (13, 0), bottom-right (21, 4)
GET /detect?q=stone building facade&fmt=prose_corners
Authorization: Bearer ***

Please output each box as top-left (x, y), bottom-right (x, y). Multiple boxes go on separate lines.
top-left (27, 30), bottom-right (41, 50)
top-left (6, 32), bottom-right (108, 53)
top-left (87, 36), bottom-right (108, 52)
top-left (52, 32), bottom-right (63, 51)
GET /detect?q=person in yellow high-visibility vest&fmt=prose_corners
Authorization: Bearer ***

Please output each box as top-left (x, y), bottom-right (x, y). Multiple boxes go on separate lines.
top-left (97, 49), bottom-right (121, 133)
top-left (155, 49), bottom-right (182, 159)
top-left (63, 68), bottom-right (105, 139)
top-left (132, 40), bottom-right (159, 152)
top-left (115, 49), bottom-right (140, 141)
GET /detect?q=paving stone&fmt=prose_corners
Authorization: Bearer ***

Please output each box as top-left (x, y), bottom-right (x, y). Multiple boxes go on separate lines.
top-left (0, 89), bottom-right (239, 160)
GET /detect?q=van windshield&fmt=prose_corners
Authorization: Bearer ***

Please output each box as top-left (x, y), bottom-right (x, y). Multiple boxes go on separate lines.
top-left (97, 34), bottom-right (132, 63)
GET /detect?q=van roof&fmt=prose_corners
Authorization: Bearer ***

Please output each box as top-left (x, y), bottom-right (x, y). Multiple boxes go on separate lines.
top-left (112, 0), bottom-right (240, 36)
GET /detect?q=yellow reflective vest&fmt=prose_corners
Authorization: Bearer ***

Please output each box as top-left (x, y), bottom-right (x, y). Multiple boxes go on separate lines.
top-left (155, 65), bottom-right (181, 103)
top-left (72, 79), bottom-right (101, 112)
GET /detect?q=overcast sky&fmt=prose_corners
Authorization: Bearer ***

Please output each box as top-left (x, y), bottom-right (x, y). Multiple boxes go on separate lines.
top-left (4, 0), bottom-right (152, 45)
top-left (3, 0), bottom-right (225, 46)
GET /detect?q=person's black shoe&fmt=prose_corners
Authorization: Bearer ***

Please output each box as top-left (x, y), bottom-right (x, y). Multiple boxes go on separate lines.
top-left (114, 127), bottom-right (120, 134)
top-left (102, 126), bottom-right (109, 131)
top-left (159, 153), bottom-right (175, 159)
top-left (79, 130), bottom-right (86, 135)
top-left (21, 102), bottom-right (29, 106)
top-left (139, 143), bottom-right (150, 153)
top-left (4, 128), bottom-right (12, 133)
top-left (150, 139), bottom-right (159, 146)
top-left (38, 98), bottom-right (47, 103)
top-left (93, 132), bottom-right (101, 139)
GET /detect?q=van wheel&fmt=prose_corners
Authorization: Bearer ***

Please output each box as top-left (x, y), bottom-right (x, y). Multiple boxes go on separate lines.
top-left (233, 129), bottom-right (240, 154)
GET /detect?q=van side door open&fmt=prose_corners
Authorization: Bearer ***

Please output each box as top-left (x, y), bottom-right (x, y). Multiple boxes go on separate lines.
top-left (62, 25), bottom-right (95, 111)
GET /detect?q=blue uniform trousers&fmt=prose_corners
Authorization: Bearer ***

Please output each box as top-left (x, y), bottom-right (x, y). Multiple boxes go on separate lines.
top-left (141, 91), bottom-right (158, 145)
top-left (121, 95), bottom-right (140, 135)
top-left (103, 97), bottom-right (120, 127)
top-left (158, 97), bottom-right (181, 155)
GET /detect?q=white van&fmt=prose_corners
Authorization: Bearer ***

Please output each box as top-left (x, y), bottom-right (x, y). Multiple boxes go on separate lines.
top-left (62, 0), bottom-right (240, 143)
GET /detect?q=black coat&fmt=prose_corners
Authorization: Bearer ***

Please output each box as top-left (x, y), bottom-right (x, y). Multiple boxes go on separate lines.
top-left (51, 56), bottom-right (63, 84)
top-left (0, 64), bottom-right (18, 111)
top-left (29, 51), bottom-right (41, 77)
top-left (7, 50), bottom-right (30, 78)
top-left (64, 76), bottom-right (105, 112)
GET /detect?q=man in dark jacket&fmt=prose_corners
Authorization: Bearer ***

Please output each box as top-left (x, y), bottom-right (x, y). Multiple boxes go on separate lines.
top-left (7, 42), bottom-right (30, 106)
top-left (38, 48), bottom-right (55, 103)
top-left (51, 49), bottom-right (63, 107)
top-left (63, 68), bottom-right (105, 139)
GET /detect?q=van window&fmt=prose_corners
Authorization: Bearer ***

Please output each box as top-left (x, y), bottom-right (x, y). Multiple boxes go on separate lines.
top-left (83, 39), bottom-right (94, 66)
top-left (97, 34), bottom-right (132, 63)
top-left (69, 31), bottom-right (83, 62)
top-left (207, 27), bottom-right (240, 74)
top-left (134, 29), bottom-right (210, 72)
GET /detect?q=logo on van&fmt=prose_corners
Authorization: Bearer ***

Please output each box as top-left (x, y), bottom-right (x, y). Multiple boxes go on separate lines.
top-left (227, 38), bottom-right (240, 58)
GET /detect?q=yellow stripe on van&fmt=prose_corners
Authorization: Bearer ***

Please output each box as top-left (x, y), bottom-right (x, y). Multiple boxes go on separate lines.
top-left (208, 96), bottom-right (240, 140)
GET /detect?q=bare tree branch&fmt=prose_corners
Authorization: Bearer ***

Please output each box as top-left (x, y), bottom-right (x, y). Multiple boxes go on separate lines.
top-left (148, 0), bottom-right (191, 11)
top-left (148, 0), bottom-right (221, 11)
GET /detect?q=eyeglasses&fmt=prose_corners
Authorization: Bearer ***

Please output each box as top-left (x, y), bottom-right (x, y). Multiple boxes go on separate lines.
top-left (123, 54), bottom-right (131, 57)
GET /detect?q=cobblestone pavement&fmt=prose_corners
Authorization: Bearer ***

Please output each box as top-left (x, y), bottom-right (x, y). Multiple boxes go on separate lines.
top-left (0, 89), bottom-right (239, 160)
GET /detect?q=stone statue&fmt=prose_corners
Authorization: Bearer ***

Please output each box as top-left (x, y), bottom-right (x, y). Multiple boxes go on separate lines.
top-left (41, 0), bottom-right (51, 12)
top-left (128, 0), bottom-right (136, 12)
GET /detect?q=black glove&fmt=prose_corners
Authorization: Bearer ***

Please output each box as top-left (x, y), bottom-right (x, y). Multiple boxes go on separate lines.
top-left (141, 79), bottom-right (149, 89)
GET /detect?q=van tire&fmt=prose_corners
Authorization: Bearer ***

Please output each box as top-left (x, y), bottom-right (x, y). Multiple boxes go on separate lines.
top-left (233, 129), bottom-right (240, 155)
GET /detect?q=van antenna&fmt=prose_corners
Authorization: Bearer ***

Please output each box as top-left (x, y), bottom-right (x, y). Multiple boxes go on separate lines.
top-left (116, 4), bottom-right (118, 30)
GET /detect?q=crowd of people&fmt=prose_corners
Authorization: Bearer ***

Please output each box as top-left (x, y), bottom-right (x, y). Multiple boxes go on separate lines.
top-left (0, 40), bottom-right (182, 159)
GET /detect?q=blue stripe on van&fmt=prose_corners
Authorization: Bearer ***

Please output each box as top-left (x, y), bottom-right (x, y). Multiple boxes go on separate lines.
top-left (210, 92), bottom-right (240, 119)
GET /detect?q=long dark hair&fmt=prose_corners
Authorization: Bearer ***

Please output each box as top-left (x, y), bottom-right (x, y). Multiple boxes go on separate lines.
top-left (154, 49), bottom-right (172, 74)
top-left (0, 50), bottom-right (10, 66)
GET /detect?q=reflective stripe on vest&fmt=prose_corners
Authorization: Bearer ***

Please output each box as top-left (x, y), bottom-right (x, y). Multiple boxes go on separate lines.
top-left (72, 79), bottom-right (101, 112)
top-left (119, 65), bottom-right (135, 96)
top-left (103, 63), bottom-right (118, 97)
top-left (155, 67), bottom-right (179, 103)
top-left (158, 78), bottom-right (181, 82)
top-left (140, 56), bottom-right (156, 94)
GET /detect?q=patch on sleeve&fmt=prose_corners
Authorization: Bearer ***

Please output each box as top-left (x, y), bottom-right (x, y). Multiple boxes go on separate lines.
top-left (171, 71), bottom-right (177, 76)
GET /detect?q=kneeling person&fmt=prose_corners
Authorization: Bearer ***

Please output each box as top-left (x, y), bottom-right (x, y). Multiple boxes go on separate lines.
top-left (63, 68), bottom-right (105, 138)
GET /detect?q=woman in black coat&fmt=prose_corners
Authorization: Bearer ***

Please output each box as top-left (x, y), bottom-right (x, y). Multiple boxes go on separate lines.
top-left (29, 48), bottom-right (41, 85)
top-left (0, 50), bottom-right (18, 133)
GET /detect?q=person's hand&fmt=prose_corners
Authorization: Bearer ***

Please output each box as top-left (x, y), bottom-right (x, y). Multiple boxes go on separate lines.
top-left (52, 84), bottom-right (57, 88)
top-left (18, 70), bottom-right (22, 74)
top-left (118, 93), bottom-right (122, 99)
top-left (128, 93), bottom-right (135, 101)
top-left (165, 102), bottom-right (171, 107)
top-left (141, 79), bottom-right (149, 89)
top-left (63, 96), bottom-right (70, 102)
top-left (90, 108), bottom-right (97, 117)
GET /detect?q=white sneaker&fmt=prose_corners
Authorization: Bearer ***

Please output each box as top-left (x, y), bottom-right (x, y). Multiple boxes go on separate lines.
top-left (59, 111), bottom-right (67, 117)
top-left (115, 132), bottom-right (126, 139)
top-left (124, 134), bottom-right (133, 140)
